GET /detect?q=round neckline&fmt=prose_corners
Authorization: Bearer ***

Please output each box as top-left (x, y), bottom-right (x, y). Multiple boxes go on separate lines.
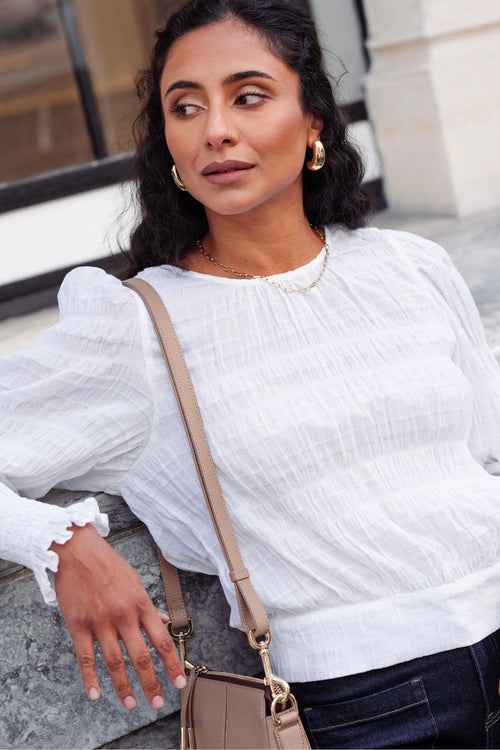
top-left (162, 227), bottom-right (333, 285)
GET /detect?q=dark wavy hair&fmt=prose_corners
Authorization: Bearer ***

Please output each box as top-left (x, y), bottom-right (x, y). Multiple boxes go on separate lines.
top-left (128, 0), bottom-right (371, 273)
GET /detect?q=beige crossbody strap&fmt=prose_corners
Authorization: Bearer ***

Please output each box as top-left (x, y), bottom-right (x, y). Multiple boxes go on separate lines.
top-left (123, 278), bottom-right (270, 638)
top-left (157, 550), bottom-right (190, 633)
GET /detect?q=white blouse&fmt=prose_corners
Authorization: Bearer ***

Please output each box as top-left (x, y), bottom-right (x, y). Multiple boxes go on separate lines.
top-left (1, 226), bottom-right (500, 682)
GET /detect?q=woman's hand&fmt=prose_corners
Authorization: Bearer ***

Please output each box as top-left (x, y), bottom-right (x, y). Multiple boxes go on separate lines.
top-left (51, 523), bottom-right (186, 710)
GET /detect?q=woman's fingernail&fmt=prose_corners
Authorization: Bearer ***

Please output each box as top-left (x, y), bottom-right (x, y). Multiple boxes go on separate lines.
top-left (151, 695), bottom-right (164, 710)
top-left (175, 675), bottom-right (187, 689)
top-left (88, 687), bottom-right (99, 701)
top-left (124, 696), bottom-right (136, 710)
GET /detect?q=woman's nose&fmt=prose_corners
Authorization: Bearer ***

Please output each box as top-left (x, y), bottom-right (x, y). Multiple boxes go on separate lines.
top-left (204, 108), bottom-right (238, 149)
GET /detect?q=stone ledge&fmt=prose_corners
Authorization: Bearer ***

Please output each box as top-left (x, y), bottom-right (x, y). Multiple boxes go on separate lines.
top-left (0, 490), bottom-right (260, 749)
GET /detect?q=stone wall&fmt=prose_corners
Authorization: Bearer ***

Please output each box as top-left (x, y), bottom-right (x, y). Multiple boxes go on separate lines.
top-left (0, 490), bottom-right (260, 749)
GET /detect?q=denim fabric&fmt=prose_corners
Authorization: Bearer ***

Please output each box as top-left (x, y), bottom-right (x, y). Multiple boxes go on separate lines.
top-left (290, 629), bottom-right (500, 749)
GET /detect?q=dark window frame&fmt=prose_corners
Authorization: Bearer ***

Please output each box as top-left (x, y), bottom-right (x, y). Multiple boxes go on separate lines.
top-left (0, 155), bottom-right (134, 214)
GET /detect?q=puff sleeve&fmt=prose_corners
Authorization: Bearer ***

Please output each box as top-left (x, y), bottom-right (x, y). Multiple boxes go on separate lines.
top-left (0, 267), bottom-right (154, 603)
top-left (383, 229), bottom-right (500, 475)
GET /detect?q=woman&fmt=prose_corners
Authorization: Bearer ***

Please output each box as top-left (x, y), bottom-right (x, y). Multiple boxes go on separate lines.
top-left (1, 0), bottom-right (500, 746)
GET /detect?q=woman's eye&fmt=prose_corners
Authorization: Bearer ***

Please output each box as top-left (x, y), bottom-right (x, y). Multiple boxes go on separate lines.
top-left (235, 91), bottom-right (267, 106)
top-left (170, 102), bottom-right (202, 117)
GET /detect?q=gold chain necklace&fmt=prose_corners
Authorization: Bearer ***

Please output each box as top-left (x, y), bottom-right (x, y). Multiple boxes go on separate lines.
top-left (196, 226), bottom-right (329, 294)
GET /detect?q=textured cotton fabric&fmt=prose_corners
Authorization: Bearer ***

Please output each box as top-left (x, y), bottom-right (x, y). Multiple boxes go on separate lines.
top-left (1, 226), bottom-right (500, 682)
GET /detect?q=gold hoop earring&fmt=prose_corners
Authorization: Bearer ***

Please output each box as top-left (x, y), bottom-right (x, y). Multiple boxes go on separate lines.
top-left (171, 164), bottom-right (188, 191)
top-left (306, 140), bottom-right (326, 171)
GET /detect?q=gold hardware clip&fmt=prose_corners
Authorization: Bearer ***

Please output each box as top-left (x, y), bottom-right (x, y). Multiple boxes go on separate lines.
top-left (168, 619), bottom-right (194, 670)
top-left (248, 630), bottom-right (291, 704)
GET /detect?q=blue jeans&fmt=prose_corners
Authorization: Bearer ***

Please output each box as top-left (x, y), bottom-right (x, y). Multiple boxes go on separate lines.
top-left (290, 629), bottom-right (500, 748)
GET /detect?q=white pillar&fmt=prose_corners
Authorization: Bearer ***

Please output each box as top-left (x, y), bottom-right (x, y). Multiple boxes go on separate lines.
top-left (363, 0), bottom-right (500, 215)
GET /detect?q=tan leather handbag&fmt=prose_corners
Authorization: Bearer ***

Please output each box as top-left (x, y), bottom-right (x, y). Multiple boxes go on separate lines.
top-left (124, 278), bottom-right (311, 750)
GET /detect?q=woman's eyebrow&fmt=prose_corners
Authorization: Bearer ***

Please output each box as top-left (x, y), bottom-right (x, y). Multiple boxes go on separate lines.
top-left (164, 70), bottom-right (276, 98)
top-left (224, 70), bottom-right (277, 85)
top-left (165, 80), bottom-right (201, 97)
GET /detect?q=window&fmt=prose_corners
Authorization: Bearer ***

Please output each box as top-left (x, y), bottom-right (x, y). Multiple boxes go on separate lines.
top-left (0, 0), bottom-right (186, 207)
top-left (0, 0), bottom-right (94, 183)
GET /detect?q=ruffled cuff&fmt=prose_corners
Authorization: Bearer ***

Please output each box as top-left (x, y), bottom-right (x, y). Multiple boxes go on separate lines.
top-left (0, 490), bottom-right (109, 605)
top-left (35, 497), bottom-right (109, 605)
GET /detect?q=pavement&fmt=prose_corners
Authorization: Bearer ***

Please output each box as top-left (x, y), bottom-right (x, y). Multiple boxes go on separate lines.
top-left (0, 207), bottom-right (499, 359)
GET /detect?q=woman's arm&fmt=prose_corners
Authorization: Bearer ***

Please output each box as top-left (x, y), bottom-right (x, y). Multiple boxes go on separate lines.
top-left (0, 267), bottom-right (185, 706)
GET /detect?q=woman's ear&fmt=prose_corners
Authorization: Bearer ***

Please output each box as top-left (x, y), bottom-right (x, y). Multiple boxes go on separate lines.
top-left (308, 115), bottom-right (324, 148)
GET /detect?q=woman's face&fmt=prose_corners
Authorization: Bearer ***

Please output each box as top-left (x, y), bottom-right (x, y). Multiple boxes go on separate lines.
top-left (160, 19), bottom-right (323, 219)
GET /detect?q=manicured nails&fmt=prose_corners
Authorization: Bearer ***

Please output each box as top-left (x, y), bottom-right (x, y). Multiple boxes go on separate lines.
top-left (151, 695), bottom-right (164, 710)
top-left (175, 675), bottom-right (187, 689)
top-left (88, 687), bottom-right (99, 701)
top-left (124, 696), bottom-right (136, 710)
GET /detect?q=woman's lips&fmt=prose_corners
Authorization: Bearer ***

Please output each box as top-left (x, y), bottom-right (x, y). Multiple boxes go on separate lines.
top-left (201, 160), bottom-right (255, 185)
top-left (201, 160), bottom-right (254, 175)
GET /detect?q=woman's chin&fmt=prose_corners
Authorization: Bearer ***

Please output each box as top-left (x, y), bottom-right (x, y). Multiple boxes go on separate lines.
top-left (203, 197), bottom-right (268, 218)
top-left (202, 188), bottom-right (302, 221)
